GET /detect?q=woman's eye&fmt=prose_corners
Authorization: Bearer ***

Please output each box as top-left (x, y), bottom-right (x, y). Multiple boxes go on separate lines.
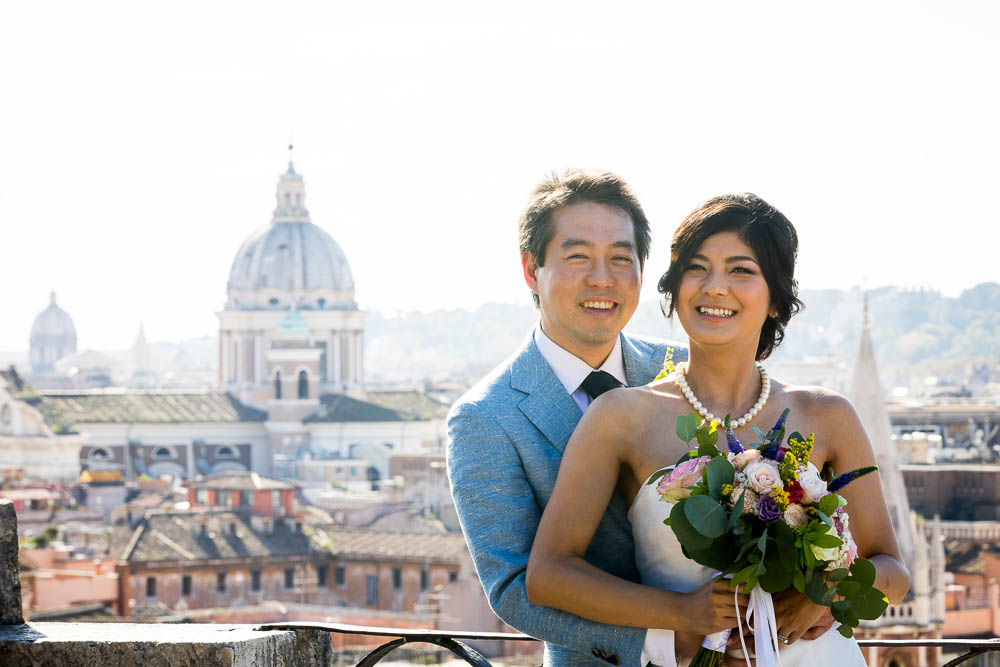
top-left (685, 264), bottom-right (706, 272)
top-left (732, 266), bottom-right (755, 274)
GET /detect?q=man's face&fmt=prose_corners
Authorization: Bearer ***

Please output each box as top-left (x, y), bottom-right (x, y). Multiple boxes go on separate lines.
top-left (522, 201), bottom-right (642, 365)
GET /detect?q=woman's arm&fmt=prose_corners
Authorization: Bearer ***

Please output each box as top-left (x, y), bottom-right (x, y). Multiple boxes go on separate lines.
top-left (526, 389), bottom-right (748, 636)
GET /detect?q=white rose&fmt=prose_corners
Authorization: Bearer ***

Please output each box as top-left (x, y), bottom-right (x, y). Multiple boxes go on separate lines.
top-left (783, 503), bottom-right (809, 529)
top-left (798, 462), bottom-right (828, 504)
top-left (731, 448), bottom-right (762, 471)
top-left (732, 486), bottom-right (759, 515)
top-left (744, 461), bottom-right (782, 494)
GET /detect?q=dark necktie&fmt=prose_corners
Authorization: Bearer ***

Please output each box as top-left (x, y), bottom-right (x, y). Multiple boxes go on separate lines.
top-left (580, 370), bottom-right (620, 400)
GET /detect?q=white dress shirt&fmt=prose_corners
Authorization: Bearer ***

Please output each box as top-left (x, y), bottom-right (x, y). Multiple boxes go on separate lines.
top-left (532, 324), bottom-right (676, 666)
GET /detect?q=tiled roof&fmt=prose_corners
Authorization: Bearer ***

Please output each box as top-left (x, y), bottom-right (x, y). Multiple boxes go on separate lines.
top-left (33, 392), bottom-right (267, 428)
top-left (307, 391), bottom-right (447, 423)
top-left (0, 366), bottom-right (27, 392)
top-left (185, 472), bottom-right (295, 492)
top-left (121, 510), bottom-right (320, 564)
top-left (326, 528), bottom-right (468, 564)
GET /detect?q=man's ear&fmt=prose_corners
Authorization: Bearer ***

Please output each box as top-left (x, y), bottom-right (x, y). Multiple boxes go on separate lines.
top-left (522, 251), bottom-right (540, 294)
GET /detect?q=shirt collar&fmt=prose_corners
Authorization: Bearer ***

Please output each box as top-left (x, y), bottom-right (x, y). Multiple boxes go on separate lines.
top-left (533, 324), bottom-right (627, 396)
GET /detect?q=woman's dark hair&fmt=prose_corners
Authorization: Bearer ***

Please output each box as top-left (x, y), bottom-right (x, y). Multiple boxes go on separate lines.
top-left (657, 193), bottom-right (803, 360)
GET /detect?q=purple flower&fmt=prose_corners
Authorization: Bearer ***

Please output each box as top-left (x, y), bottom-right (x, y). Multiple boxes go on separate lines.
top-left (776, 447), bottom-right (787, 463)
top-left (758, 494), bottom-right (781, 523)
top-left (827, 465), bottom-right (879, 493)
top-left (726, 427), bottom-right (745, 455)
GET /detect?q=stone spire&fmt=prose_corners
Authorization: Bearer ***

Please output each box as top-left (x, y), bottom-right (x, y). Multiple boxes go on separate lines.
top-left (272, 144), bottom-right (310, 223)
top-left (850, 297), bottom-right (915, 567)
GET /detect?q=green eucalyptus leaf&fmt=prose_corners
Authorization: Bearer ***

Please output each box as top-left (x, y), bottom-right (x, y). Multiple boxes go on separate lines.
top-left (752, 425), bottom-right (767, 441)
top-left (792, 569), bottom-right (805, 593)
top-left (852, 587), bottom-right (890, 620)
top-left (669, 500), bottom-right (713, 550)
top-left (836, 581), bottom-right (861, 598)
top-left (832, 600), bottom-right (851, 613)
top-left (705, 456), bottom-right (735, 500)
top-left (821, 584), bottom-right (837, 606)
top-left (696, 426), bottom-right (720, 451)
top-left (684, 495), bottom-right (728, 538)
top-left (685, 536), bottom-right (734, 571)
top-left (827, 568), bottom-right (850, 582)
top-left (646, 468), bottom-right (670, 486)
top-left (809, 533), bottom-right (844, 549)
top-left (804, 574), bottom-right (829, 605)
top-left (850, 558), bottom-right (877, 593)
top-left (729, 493), bottom-right (746, 530)
top-left (837, 624), bottom-right (854, 638)
top-left (676, 414), bottom-right (700, 443)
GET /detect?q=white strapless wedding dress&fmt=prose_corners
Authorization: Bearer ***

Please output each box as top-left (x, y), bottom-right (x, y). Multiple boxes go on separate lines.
top-left (628, 481), bottom-right (866, 667)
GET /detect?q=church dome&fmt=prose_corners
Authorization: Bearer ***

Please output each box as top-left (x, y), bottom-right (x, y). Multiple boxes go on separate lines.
top-left (30, 292), bottom-right (78, 373)
top-left (225, 154), bottom-right (356, 310)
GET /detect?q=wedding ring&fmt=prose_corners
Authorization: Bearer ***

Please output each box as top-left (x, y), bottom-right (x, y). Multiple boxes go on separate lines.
top-left (777, 634), bottom-right (790, 644)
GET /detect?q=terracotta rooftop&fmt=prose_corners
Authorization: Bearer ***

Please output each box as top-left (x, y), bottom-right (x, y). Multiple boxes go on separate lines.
top-left (32, 392), bottom-right (267, 431)
top-left (307, 391), bottom-right (448, 423)
top-left (326, 528), bottom-right (468, 565)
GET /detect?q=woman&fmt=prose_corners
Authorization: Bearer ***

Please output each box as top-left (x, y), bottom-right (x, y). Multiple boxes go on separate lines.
top-left (526, 193), bottom-right (910, 664)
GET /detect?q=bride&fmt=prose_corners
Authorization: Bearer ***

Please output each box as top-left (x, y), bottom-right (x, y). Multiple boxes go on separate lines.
top-left (526, 193), bottom-right (910, 665)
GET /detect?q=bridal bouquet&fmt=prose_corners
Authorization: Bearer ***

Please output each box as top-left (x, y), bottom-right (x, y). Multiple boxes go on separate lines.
top-left (651, 409), bottom-right (889, 667)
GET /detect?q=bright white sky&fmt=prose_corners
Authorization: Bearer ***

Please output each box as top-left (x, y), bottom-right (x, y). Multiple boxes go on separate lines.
top-left (2, 1), bottom-right (997, 351)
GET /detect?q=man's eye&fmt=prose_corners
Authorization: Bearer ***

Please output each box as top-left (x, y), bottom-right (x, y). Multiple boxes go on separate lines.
top-left (613, 256), bottom-right (634, 263)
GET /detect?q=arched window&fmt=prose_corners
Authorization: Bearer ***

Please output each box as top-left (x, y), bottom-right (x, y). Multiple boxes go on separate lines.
top-left (216, 446), bottom-right (235, 458)
top-left (91, 448), bottom-right (110, 460)
top-left (154, 447), bottom-right (172, 459)
top-left (268, 297), bottom-right (279, 307)
top-left (298, 370), bottom-right (308, 399)
top-left (274, 371), bottom-right (282, 399)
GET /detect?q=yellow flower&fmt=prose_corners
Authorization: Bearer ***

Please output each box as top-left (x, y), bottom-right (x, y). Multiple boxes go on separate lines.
top-left (789, 433), bottom-right (815, 466)
top-left (721, 483), bottom-right (734, 497)
top-left (769, 485), bottom-right (790, 511)
top-left (779, 451), bottom-right (800, 482)
top-left (653, 348), bottom-right (676, 381)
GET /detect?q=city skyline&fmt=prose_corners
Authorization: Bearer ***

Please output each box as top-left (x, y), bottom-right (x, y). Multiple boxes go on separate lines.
top-left (3, 1), bottom-right (1000, 350)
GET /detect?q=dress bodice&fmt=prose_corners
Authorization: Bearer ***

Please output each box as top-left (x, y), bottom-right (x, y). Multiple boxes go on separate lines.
top-left (628, 480), bottom-right (865, 666)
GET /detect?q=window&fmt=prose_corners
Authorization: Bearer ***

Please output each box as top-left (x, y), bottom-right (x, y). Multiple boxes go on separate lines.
top-left (335, 565), bottom-right (345, 587)
top-left (284, 567), bottom-right (294, 589)
top-left (448, 571), bottom-right (457, 583)
top-left (274, 371), bottom-right (282, 399)
top-left (219, 491), bottom-right (233, 508)
top-left (91, 448), bottom-right (110, 460)
top-left (229, 523), bottom-right (237, 536)
top-left (272, 490), bottom-right (282, 509)
top-left (317, 564), bottom-right (328, 588)
top-left (181, 575), bottom-right (192, 596)
top-left (251, 570), bottom-right (261, 592)
top-left (366, 575), bottom-right (378, 606)
top-left (154, 447), bottom-right (172, 459)
top-left (317, 298), bottom-right (326, 309)
top-left (216, 446), bottom-right (235, 458)
top-left (392, 568), bottom-right (402, 591)
top-left (199, 524), bottom-right (207, 537)
top-left (0, 404), bottom-right (9, 426)
top-left (146, 577), bottom-right (156, 597)
top-left (217, 572), bottom-right (226, 592)
top-left (239, 491), bottom-right (252, 507)
top-left (269, 297), bottom-right (279, 307)
top-left (297, 370), bottom-right (308, 399)
top-left (420, 569), bottom-right (429, 591)
top-left (195, 490), bottom-right (209, 506)
top-left (295, 522), bottom-right (302, 533)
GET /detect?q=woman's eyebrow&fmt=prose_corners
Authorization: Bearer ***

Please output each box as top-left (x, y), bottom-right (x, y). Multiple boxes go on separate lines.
top-left (691, 253), bottom-right (759, 264)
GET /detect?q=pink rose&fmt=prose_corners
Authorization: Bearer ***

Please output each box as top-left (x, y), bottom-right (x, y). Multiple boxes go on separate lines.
top-left (657, 456), bottom-right (710, 503)
top-left (731, 448), bottom-right (762, 471)
top-left (843, 528), bottom-right (858, 567)
top-left (732, 486), bottom-right (759, 515)
top-left (783, 503), bottom-right (809, 529)
top-left (744, 461), bottom-right (782, 494)
top-left (798, 463), bottom-right (828, 504)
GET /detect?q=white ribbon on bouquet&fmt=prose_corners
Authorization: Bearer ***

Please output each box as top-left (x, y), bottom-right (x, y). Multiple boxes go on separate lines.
top-left (700, 584), bottom-right (783, 667)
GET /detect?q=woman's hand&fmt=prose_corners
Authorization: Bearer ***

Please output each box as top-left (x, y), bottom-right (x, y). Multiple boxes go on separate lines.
top-left (683, 578), bottom-right (751, 635)
top-left (771, 588), bottom-right (834, 644)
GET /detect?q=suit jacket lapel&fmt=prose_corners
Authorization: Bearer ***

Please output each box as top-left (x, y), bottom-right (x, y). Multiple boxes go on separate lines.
top-left (510, 333), bottom-right (582, 455)
top-left (622, 333), bottom-right (658, 387)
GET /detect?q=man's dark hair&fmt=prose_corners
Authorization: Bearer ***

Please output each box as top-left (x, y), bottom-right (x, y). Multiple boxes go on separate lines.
top-left (518, 169), bottom-right (651, 306)
top-left (657, 193), bottom-right (803, 360)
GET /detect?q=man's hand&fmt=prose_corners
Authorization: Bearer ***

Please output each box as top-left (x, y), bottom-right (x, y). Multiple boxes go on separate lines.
top-left (771, 588), bottom-right (833, 645)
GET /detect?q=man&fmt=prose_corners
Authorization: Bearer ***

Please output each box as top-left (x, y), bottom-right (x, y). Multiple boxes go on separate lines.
top-left (447, 169), bottom-right (687, 666)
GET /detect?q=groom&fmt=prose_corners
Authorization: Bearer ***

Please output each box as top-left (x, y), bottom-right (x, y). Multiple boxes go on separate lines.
top-left (447, 169), bottom-right (689, 666)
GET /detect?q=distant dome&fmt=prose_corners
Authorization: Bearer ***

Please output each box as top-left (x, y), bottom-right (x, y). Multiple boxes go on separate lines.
top-left (227, 221), bottom-right (355, 293)
top-left (30, 292), bottom-right (78, 373)
top-left (225, 157), bottom-right (356, 311)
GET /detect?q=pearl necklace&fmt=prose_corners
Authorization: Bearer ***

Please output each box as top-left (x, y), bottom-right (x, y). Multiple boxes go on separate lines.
top-left (675, 362), bottom-right (770, 428)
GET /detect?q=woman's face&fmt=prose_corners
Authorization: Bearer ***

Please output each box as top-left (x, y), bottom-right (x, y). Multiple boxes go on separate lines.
top-left (675, 230), bottom-right (775, 352)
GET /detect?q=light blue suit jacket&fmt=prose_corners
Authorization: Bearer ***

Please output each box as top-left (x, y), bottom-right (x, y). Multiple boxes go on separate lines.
top-left (447, 331), bottom-right (686, 666)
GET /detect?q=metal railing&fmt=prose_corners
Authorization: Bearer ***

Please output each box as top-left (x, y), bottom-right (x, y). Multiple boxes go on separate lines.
top-left (256, 622), bottom-right (1000, 667)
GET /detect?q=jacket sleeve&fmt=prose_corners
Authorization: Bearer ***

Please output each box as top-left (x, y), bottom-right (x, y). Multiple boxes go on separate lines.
top-left (446, 400), bottom-right (646, 666)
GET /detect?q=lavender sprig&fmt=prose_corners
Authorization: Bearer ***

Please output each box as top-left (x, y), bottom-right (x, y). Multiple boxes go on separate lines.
top-left (827, 465), bottom-right (879, 493)
top-left (723, 414), bottom-right (744, 454)
top-left (761, 408), bottom-right (790, 459)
